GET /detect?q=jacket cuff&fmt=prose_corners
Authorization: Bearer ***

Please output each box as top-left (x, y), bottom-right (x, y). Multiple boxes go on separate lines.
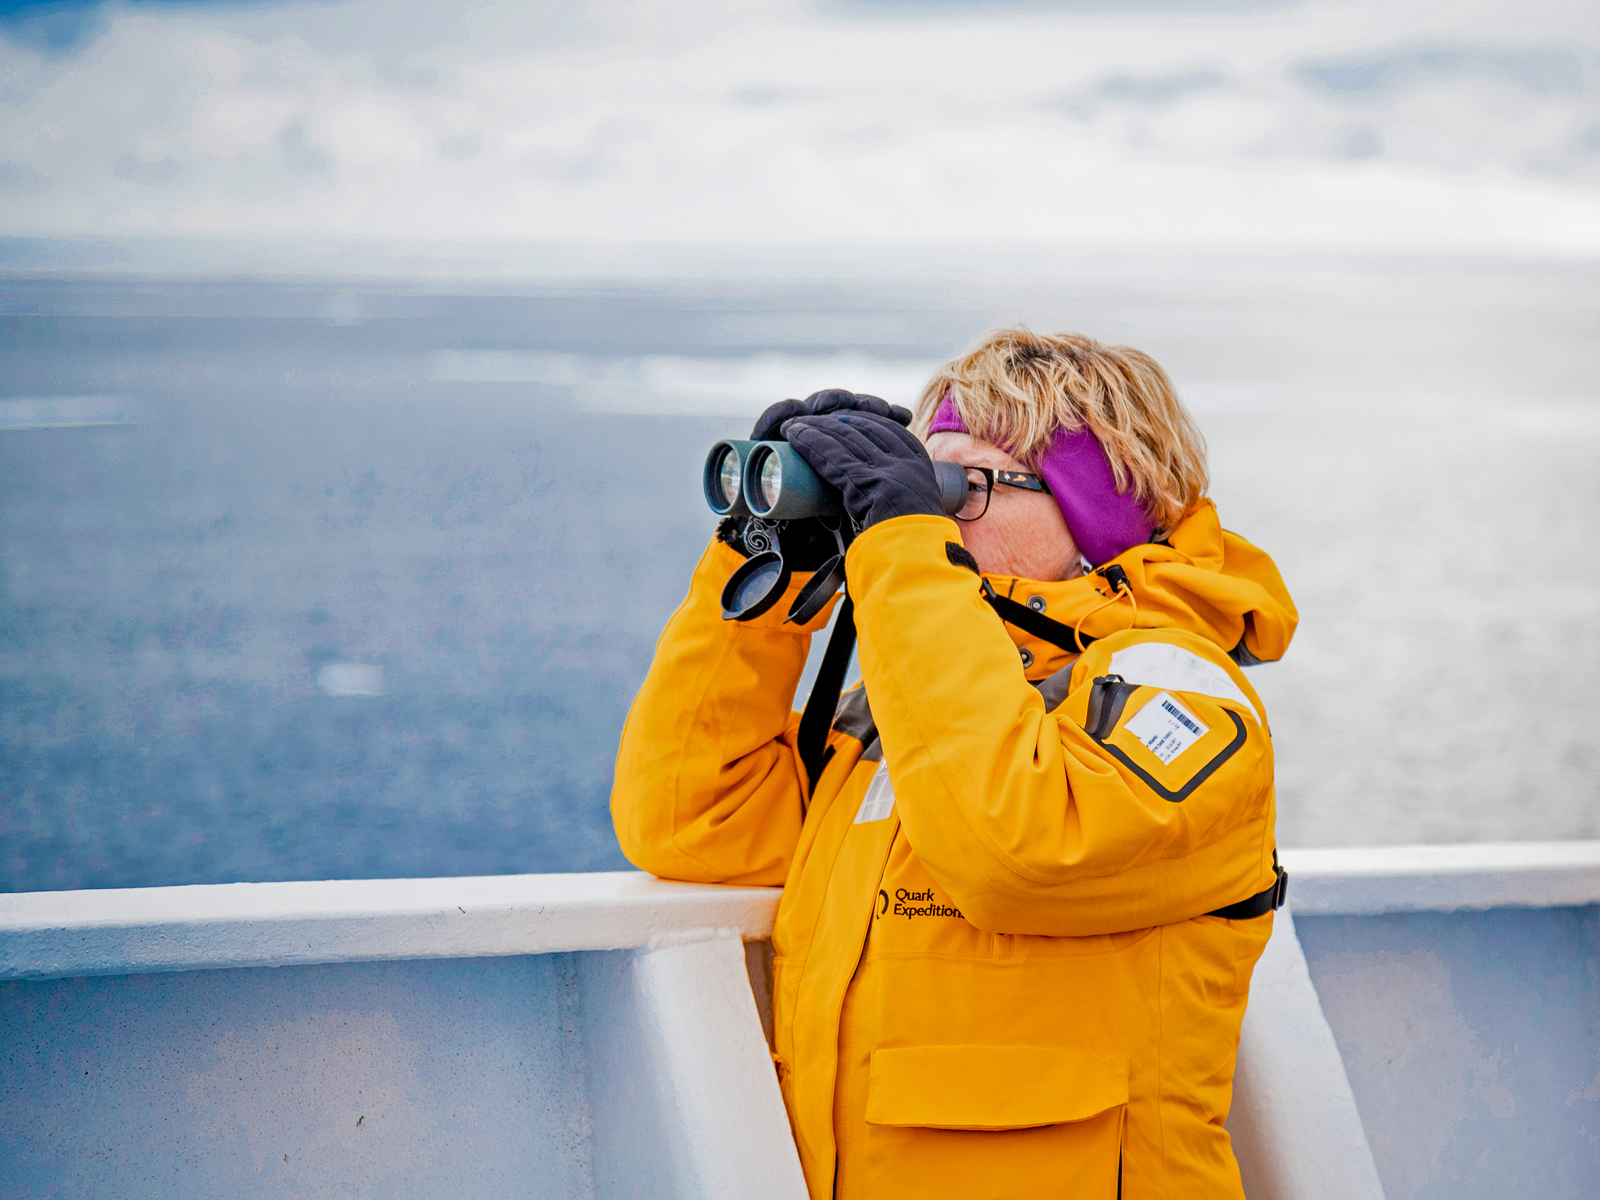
top-left (845, 515), bottom-right (967, 592)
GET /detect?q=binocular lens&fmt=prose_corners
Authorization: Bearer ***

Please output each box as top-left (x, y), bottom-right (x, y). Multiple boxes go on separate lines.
top-left (707, 436), bottom-right (965, 522)
top-left (743, 443), bottom-right (835, 519)
top-left (716, 448), bottom-right (742, 509)
top-left (703, 440), bottom-right (755, 515)
top-left (755, 453), bottom-right (782, 512)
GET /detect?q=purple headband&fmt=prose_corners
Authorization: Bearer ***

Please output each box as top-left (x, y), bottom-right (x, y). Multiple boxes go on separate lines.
top-left (929, 395), bottom-right (1152, 566)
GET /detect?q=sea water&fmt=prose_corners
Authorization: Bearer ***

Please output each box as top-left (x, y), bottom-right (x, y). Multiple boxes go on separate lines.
top-left (2, 259), bottom-right (1597, 892)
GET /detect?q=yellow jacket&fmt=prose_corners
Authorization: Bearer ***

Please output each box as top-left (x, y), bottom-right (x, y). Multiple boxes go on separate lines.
top-left (613, 502), bottom-right (1297, 1199)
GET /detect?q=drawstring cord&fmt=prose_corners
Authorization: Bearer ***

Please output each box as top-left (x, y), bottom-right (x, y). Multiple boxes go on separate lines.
top-left (1073, 578), bottom-right (1138, 652)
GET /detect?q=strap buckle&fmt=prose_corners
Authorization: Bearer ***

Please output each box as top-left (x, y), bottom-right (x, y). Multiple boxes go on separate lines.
top-left (1272, 865), bottom-right (1289, 911)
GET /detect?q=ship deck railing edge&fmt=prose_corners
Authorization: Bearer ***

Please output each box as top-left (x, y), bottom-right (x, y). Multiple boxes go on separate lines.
top-left (1, 840), bottom-right (1597, 981)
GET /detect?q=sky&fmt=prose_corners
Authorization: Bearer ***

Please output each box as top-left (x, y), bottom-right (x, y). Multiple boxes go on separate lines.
top-left (1, 0), bottom-right (1598, 261)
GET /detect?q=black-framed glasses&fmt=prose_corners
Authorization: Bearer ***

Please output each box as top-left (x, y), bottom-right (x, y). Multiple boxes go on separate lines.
top-left (953, 466), bottom-right (1052, 522)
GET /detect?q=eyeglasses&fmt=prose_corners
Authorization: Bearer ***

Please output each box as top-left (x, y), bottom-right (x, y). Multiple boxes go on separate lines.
top-left (953, 466), bottom-right (1052, 521)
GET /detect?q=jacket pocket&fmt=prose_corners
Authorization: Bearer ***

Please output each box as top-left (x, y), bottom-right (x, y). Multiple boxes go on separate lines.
top-left (863, 1045), bottom-right (1124, 1199)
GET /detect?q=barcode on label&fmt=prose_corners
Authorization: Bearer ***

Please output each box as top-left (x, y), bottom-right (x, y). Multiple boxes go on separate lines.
top-left (1122, 691), bottom-right (1211, 766)
top-left (1161, 698), bottom-right (1204, 735)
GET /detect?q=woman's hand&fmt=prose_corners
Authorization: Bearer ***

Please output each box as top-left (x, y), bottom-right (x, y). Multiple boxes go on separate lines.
top-left (719, 390), bottom-right (919, 565)
top-left (749, 389), bottom-right (913, 442)
top-left (782, 411), bottom-right (944, 530)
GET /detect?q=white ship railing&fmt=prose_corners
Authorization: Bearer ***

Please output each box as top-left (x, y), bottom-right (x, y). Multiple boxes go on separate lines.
top-left (2, 842), bottom-right (1597, 1199)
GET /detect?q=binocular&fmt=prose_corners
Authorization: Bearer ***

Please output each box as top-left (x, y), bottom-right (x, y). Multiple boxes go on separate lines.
top-left (703, 439), bottom-right (969, 521)
top-left (703, 438), bottom-right (969, 623)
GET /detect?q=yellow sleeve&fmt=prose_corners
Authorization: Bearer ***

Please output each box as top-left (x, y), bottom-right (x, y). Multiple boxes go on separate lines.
top-left (610, 538), bottom-right (840, 885)
top-left (847, 516), bottom-right (1276, 936)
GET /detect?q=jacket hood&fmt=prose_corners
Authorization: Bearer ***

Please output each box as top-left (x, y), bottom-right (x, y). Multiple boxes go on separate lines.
top-left (975, 500), bottom-right (1297, 678)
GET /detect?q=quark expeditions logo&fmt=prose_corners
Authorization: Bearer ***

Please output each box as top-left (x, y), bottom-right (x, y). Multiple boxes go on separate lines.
top-left (878, 887), bottom-right (964, 921)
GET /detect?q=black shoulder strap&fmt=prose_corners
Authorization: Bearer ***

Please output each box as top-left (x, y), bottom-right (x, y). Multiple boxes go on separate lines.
top-left (980, 581), bottom-right (1096, 655)
top-left (797, 596), bottom-right (856, 793)
top-left (798, 577), bottom-right (1087, 793)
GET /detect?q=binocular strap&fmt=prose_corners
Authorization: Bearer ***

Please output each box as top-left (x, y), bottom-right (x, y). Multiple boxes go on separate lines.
top-left (798, 597), bottom-right (857, 795)
top-left (796, 584), bottom-right (1093, 795)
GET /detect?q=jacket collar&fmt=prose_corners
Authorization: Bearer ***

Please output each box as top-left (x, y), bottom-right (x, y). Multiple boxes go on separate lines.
top-left (981, 500), bottom-right (1298, 681)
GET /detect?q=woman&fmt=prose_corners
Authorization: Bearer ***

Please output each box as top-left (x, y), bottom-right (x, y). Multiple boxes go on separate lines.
top-left (612, 329), bottom-right (1297, 1199)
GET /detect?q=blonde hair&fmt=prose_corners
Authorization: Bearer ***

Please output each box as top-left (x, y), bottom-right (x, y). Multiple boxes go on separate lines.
top-left (913, 328), bottom-right (1208, 534)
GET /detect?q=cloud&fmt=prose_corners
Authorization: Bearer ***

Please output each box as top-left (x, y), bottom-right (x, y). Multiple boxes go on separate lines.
top-left (438, 132), bottom-right (480, 161)
top-left (0, 159), bottom-right (50, 196)
top-left (113, 152), bottom-right (182, 184)
top-left (1050, 68), bottom-right (1235, 119)
top-left (1293, 46), bottom-right (1588, 100)
top-left (0, 0), bottom-right (111, 57)
top-left (823, 0), bottom-right (1301, 12)
top-left (0, 0), bottom-right (1596, 258)
top-left (279, 122), bottom-right (328, 175)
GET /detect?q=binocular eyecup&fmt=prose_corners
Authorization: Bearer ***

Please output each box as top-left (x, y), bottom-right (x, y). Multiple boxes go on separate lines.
top-left (704, 439), bottom-right (968, 521)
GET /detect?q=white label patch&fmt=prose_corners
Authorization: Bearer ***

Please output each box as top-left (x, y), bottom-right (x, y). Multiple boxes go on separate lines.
top-left (1106, 642), bottom-right (1262, 729)
top-left (1122, 691), bottom-right (1210, 765)
top-left (854, 760), bottom-right (896, 824)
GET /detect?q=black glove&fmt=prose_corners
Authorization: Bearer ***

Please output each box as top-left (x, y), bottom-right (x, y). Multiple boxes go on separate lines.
top-left (719, 390), bottom-right (915, 569)
top-left (781, 411), bottom-right (944, 530)
top-left (749, 389), bottom-right (912, 442)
